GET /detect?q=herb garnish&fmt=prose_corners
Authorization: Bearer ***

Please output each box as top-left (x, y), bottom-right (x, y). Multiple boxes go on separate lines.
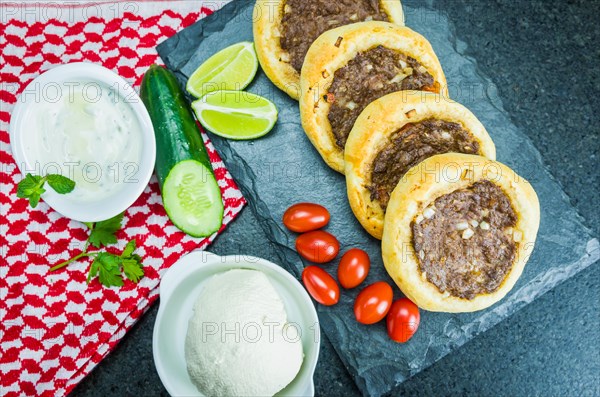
top-left (16, 174), bottom-right (144, 287)
top-left (17, 173), bottom-right (76, 207)
top-left (49, 213), bottom-right (145, 287)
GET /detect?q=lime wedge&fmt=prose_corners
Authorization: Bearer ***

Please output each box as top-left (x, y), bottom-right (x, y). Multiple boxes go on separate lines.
top-left (192, 90), bottom-right (278, 140)
top-left (186, 41), bottom-right (258, 98)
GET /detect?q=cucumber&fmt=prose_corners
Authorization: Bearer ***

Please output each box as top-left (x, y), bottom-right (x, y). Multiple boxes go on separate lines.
top-left (140, 64), bottom-right (224, 237)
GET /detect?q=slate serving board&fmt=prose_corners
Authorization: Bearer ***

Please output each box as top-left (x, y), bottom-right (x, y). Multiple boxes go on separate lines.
top-left (157, 1), bottom-right (599, 395)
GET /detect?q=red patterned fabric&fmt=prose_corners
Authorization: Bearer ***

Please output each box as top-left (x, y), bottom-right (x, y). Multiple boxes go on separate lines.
top-left (0, 2), bottom-right (243, 396)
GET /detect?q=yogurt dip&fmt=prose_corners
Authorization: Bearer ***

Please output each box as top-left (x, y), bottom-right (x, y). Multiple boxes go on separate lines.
top-left (185, 269), bottom-right (304, 396)
top-left (21, 81), bottom-right (143, 203)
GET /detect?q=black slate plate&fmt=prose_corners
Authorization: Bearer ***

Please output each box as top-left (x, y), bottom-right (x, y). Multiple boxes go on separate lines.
top-left (157, 1), bottom-right (599, 395)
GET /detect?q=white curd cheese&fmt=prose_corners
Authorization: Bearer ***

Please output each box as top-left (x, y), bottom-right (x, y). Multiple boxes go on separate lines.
top-left (185, 269), bottom-right (304, 396)
top-left (22, 81), bottom-right (143, 202)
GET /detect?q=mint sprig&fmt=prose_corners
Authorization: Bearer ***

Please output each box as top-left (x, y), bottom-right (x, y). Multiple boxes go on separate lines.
top-left (50, 213), bottom-right (145, 288)
top-left (17, 173), bottom-right (75, 207)
top-left (46, 174), bottom-right (76, 194)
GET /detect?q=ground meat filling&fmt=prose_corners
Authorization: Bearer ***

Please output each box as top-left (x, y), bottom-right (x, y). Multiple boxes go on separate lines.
top-left (412, 180), bottom-right (518, 300)
top-left (327, 46), bottom-right (436, 148)
top-left (369, 119), bottom-right (480, 210)
top-left (280, 0), bottom-right (389, 72)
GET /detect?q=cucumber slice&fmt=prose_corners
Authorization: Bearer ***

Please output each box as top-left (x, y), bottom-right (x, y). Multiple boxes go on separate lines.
top-left (162, 160), bottom-right (223, 238)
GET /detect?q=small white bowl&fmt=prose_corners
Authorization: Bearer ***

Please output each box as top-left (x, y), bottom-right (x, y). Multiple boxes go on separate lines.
top-left (9, 62), bottom-right (156, 222)
top-left (153, 251), bottom-right (320, 396)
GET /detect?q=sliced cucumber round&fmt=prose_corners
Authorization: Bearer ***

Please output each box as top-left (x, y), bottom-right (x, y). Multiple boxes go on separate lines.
top-left (162, 160), bottom-right (223, 238)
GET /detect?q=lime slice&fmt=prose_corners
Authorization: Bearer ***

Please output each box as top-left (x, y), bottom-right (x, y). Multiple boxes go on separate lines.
top-left (192, 90), bottom-right (278, 140)
top-left (186, 41), bottom-right (258, 98)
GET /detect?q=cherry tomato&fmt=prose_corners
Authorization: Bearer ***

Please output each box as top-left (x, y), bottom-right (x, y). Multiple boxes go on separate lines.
top-left (353, 281), bottom-right (393, 325)
top-left (338, 248), bottom-right (370, 289)
top-left (302, 266), bottom-right (340, 306)
top-left (386, 298), bottom-right (420, 343)
top-left (296, 230), bottom-right (339, 263)
top-left (283, 203), bottom-right (330, 232)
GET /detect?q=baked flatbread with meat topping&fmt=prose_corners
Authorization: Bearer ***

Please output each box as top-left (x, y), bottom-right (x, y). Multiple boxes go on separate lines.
top-left (381, 153), bottom-right (540, 312)
top-left (253, 0), bottom-right (405, 99)
top-left (299, 21), bottom-right (447, 173)
top-left (345, 91), bottom-right (496, 239)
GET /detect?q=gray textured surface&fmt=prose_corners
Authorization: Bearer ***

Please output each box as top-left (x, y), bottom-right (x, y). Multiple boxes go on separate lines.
top-left (72, 0), bottom-right (599, 396)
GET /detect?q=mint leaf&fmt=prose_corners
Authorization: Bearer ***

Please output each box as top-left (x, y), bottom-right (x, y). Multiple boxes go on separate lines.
top-left (17, 173), bottom-right (44, 195)
top-left (122, 240), bottom-right (136, 258)
top-left (93, 252), bottom-right (124, 287)
top-left (122, 258), bottom-right (144, 283)
top-left (46, 174), bottom-right (76, 194)
top-left (17, 173), bottom-right (46, 208)
top-left (88, 213), bottom-right (124, 248)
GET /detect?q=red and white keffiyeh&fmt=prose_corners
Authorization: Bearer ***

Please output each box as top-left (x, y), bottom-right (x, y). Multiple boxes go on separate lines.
top-left (0, 2), bottom-right (242, 396)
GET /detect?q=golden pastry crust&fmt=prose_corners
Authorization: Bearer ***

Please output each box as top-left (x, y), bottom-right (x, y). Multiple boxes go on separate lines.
top-left (299, 21), bottom-right (448, 173)
top-left (381, 153), bottom-right (540, 313)
top-left (253, 0), bottom-right (405, 100)
top-left (345, 91), bottom-right (496, 240)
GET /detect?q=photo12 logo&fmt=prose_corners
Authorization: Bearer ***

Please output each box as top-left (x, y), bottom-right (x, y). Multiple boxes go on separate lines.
top-left (199, 320), bottom-right (320, 344)
top-left (1, 2), bottom-right (140, 24)
top-left (21, 161), bottom-right (140, 185)
top-left (18, 80), bottom-right (139, 105)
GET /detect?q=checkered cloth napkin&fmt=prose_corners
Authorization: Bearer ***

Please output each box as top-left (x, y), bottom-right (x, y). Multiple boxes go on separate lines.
top-left (0, 1), bottom-right (244, 396)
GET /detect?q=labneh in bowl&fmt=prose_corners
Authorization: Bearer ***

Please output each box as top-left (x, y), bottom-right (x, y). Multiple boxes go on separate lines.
top-left (9, 62), bottom-right (156, 222)
top-left (153, 251), bottom-right (320, 397)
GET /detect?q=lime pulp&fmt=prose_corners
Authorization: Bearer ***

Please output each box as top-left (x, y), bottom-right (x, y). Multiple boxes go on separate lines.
top-left (186, 41), bottom-right (258, 99)
top-left (192, 90), bottom-right (278, 140)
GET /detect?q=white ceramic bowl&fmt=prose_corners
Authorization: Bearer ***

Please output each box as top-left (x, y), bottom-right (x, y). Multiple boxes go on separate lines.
top-left (153, 251), bottom-right (320, 396)
top-left (9, 62), bottom-right (156, 222)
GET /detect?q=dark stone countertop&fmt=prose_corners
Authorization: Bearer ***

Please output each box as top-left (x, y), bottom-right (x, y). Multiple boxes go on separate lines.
top-left (72, 0), bottom-right (599, 395)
